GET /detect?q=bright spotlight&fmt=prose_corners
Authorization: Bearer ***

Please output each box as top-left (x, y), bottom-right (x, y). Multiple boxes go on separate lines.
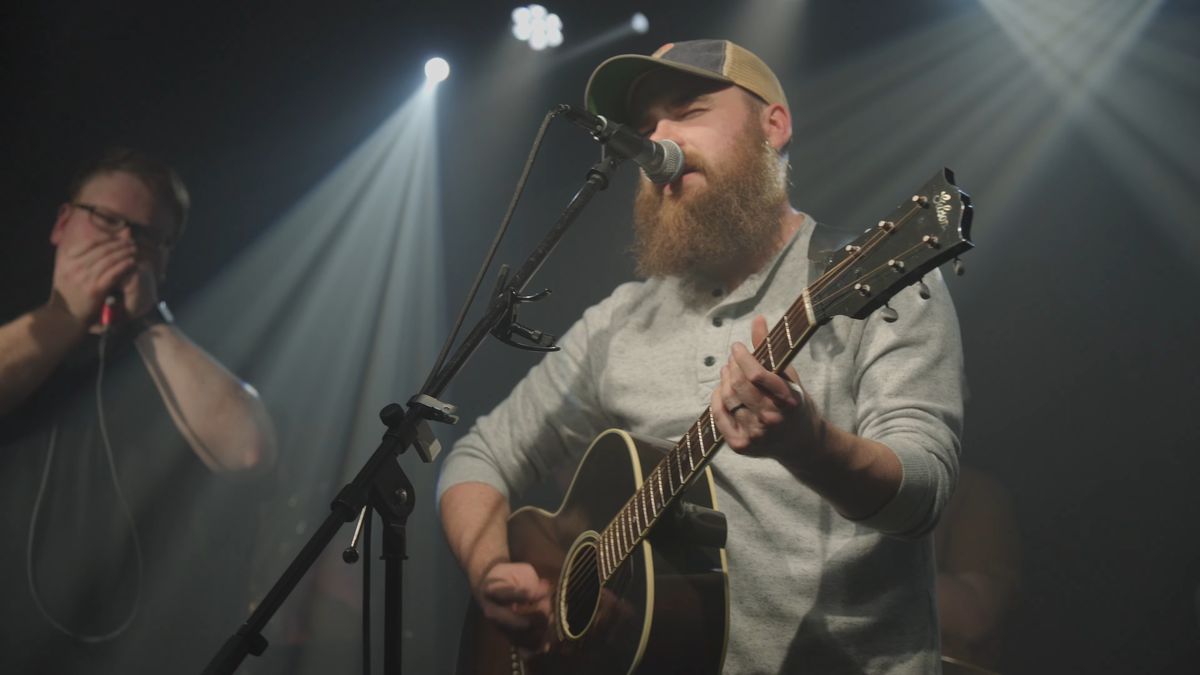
top-left (424, 57), bottom-right (450, 83)
top-left (631, 12), bottom-right (649, 34)
top-left (512, 4), bottom-right (563, 50)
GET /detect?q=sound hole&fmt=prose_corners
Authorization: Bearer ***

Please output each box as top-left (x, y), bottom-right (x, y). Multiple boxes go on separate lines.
top-left (559, 533), bottom-right (602, 639)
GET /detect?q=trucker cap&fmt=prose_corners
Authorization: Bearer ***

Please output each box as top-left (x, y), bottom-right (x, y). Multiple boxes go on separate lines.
top-left (584, 39), bottom-right (788, 126)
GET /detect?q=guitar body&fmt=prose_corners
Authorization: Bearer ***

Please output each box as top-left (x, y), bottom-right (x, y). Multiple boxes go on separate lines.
top-left (456, 429), bottom-right (729, 675)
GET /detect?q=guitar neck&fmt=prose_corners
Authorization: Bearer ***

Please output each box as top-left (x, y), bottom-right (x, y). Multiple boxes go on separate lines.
top-left (595, 290), bottom-right (824, 583)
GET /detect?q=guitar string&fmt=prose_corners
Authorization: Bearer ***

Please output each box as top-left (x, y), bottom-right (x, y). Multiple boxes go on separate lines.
top-left (564, 549), bottom-right (600, 611)
top-left (593, 230), bottom-right (873, 578)
top-left (759, 205), bottom-right (929, 364)
top-left (561, 536), bottom-right (638, 634)
top-left (592, 237), bottom-right (871, 584)
top-left (591, 199), bottom-right (944, 582)
top-left (552, 197), bottom-right (956, 646)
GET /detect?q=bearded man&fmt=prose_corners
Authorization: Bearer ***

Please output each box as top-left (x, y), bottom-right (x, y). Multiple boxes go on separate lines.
top-left (438, 40), bottom-right (965, 674)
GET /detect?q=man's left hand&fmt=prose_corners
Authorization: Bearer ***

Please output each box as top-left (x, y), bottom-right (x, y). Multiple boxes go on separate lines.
top-left (711, 315), bottom-right (824, 461)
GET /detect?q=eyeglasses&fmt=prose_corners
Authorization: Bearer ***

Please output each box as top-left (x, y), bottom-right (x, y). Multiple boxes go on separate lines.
top-left (71, 202), bottom-right (173, 247)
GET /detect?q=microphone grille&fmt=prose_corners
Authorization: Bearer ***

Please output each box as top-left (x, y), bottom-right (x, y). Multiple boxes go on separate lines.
top-left (649, 140), bottom-right (685, 185)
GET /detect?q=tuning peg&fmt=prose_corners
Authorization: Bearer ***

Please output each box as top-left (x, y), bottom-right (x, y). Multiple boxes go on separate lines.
top-left (917, 279), bottom-right (931, 300)
top-left (953, 257), bottom-right (966, 276)
top-left (880, 304), bottom-right (899, 323)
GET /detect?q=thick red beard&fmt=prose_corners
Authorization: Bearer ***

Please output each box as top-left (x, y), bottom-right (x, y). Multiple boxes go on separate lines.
top-left (631, 118), bottom-right (788, 284)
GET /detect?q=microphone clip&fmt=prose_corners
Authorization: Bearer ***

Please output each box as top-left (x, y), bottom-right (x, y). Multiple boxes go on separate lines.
top-left (488, 265), bottom-right (560, 353)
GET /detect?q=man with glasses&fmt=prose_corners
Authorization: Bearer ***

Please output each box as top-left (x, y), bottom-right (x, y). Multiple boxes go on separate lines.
top-left (0, 148), bottom-right (277, 673)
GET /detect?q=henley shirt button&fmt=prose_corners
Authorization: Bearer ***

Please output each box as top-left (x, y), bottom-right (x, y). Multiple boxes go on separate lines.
top-left (703, 355), bottom-right (716, 366)
top-left (712, 317), bottom-right (723, 327)
top-left (712, 288), bottom-right (723, 297)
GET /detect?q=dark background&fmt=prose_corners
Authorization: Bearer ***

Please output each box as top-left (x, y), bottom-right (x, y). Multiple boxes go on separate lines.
top-left (3, 0), bottom-right (1198, 673)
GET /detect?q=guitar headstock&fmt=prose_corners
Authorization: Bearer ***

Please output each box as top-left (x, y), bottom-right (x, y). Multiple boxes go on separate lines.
top-left (811, 168), bottom-right (973, 321)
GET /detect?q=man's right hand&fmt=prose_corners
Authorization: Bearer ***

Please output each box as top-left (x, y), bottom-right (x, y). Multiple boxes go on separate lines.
top-left (48, 236), bottom-right (137, 327)
top-left (475, 561), bottom-right (552, 654)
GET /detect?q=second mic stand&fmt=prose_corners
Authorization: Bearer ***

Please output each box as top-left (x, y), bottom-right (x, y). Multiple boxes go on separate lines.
top-left (203, 149), bottom-right (624, 675)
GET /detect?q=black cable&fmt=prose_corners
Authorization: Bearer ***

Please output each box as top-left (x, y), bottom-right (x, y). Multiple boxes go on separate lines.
top-left (419, 107), bottom-right (565, 394)
top-left (26, 325), bottom-right (144, 643)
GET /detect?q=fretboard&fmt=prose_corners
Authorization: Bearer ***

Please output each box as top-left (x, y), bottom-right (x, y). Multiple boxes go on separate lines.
top-left (595, 288), bottom-right (823, 583)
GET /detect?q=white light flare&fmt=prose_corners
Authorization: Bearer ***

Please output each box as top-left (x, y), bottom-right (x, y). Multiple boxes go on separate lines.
top-left (512, 4), bottom-right (563, 50)
top-left (424, 57), bottom-right (450, 84)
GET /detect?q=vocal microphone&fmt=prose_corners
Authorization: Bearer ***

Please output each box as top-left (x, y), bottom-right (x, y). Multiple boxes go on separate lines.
top-left (558, 105), bottom-right (685, 184)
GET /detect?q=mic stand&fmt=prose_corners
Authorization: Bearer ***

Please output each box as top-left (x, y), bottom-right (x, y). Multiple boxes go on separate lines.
top-left (203, 150), bottom-right (624, 675)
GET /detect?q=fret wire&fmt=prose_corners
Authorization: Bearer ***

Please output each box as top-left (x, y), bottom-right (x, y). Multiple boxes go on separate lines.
top-left (707, 409), bottom-right (718, 450)
top-left (608, 528), bottom-right (617, 574)
top-left (646, 485), bottom-right (655, 527)
top-left (633, 493), bottom-right (643, 533)
top-left (684, 434), bottom-right (696, 471)
top-left (663, 454), bottom-right (675, 495)
top-left (617, 511), bottom-right (627, 554)
top-left (695, 423), bottom-right (706, 456)
top-left (655, 470), bottom-right (666, 512)
top-left (599, 532), bottom-right (609, 579)
top-left (627, 504), bottom-right (637, 549)
top-left (771, 330), bottom-right (787, 369)
top-left (627, 505), bottom-right (637, 550)
top-left (765, 334), bottom-right (776, 369)
top-left (613, 514), bottom-right (623, 559)
top-left (784, 313), bottom-right (794, 348)
top-left (649, 475), bottom-right (658, 522)
top-left (640, 486), bottom-right (650, 531)
top-left (675, 447), bottom-right (687, 485)
top-left (600, 528), bottom-right (609, 576)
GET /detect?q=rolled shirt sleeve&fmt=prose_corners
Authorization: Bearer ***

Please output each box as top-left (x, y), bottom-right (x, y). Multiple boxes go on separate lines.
top-left (845, 267), bottom-right (965, 537)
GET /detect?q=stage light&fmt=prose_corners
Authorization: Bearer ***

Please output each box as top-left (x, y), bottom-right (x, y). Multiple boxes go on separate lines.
top-left (424, 57), bottom-right (450, 84)
top-left (512, 4), bottom-right (563, 50)
top-left (631, 13), bottom-right (649, 34)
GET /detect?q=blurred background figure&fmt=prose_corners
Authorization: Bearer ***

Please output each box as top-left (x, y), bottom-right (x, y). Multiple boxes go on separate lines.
top-left (0, 148), bottom-right (277, 675)
top-left (935, 464), bottom-right (1021, 674)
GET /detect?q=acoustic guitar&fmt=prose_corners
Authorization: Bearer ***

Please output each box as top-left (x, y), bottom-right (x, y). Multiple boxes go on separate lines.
top-left (457, 168), bottom-right (974, 674)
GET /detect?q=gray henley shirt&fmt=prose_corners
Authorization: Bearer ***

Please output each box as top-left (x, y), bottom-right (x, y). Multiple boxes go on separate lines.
top-left (438, 214), bottom-right (965, 674)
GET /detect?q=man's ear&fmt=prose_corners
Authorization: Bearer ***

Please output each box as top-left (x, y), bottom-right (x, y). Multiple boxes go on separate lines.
top-left (50, 203), bottom-right (72, 246)
top-left (762, 102), bottom-right (792, 153)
